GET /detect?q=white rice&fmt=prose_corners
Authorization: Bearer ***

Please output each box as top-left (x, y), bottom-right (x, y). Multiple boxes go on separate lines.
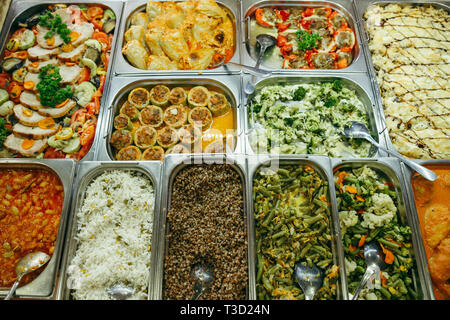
top-left (67, 170), bottom-right (154, 300)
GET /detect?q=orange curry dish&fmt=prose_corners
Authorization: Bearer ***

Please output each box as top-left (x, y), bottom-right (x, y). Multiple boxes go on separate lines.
top-left (412, 166), bottom-right (450, 300)
top-left (0, 169), bottom-right (64, 288)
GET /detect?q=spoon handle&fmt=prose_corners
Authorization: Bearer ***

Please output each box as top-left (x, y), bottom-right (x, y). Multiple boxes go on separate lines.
top-left (352, 267), bottom-right (376, 300)
top-left (365, 136), bottom-right (437, 181)
top-left (227, 62), bottom-right (272, 77)
top-left (191, 288), bottom-right (204, 300)
top-left (4, 275), bottom-right (22, 300)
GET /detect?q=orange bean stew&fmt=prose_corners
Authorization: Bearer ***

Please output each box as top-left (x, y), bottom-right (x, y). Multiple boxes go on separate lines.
top-left (0, 169), bottom-right (64, 288)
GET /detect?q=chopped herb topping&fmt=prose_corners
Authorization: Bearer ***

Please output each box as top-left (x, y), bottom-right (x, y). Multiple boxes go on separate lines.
top-left (36, 65), bottom-right (73, 108)
top-left (39, 12), bottom-right (71, 44)
top-left (296, 30), bottom-right (321, 51)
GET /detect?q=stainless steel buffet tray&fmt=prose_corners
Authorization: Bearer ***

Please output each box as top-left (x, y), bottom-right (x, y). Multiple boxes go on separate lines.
top-left (0, 158), bottom-right (76, 299)
top-left (56, 160), bottom-right (162, 300)
top-left (95, 74), bottom-right (245, 161)
top-left (242, 73), bottom-right (390, 158)
top-left (0, 0), bottom-right (124, 162)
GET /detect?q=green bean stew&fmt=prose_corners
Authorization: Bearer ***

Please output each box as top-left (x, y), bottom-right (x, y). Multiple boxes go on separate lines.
top-left (253, 164), bottom-right (339, 300)
top-left (334, 165), bottom-right (418, 300)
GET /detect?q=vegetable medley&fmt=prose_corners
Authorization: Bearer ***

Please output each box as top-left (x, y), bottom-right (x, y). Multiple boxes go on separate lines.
top-left (254, 164), bottom-right (339, 300)
top-left (248, 80), bottom-right (372, 157)
top-left (335, 165), bottom-right (419, 300)
top-left (0, 4), bottom-right (115, 160)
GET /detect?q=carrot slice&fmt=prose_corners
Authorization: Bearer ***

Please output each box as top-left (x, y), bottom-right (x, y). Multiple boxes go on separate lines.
top-left (21, 139), bottom-right (35, 150)
top-left (346, 186), bottom-right (358, 194)
top-left (9, 85), bottom-right (22, 99)
top-left (358, 234), bottom-right (367, 247)
top-left (38, 117), bottom-right (56, 130)
top-left (87, 6), bottom-right (103, 20)
top-left (23, 80), bottom-right (35, 90)
top-left (55, 99), bottom-right (69, 108)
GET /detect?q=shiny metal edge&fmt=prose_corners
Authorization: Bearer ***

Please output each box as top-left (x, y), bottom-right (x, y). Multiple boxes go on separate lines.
top-left (0, 158), bottom-right (76, 299)
top-left (399, 159), bottom-right (450, 300)
top-left (352, 0), bottom-right (450, 160)
top-left (112, 0), bottom-right (242, 76)
top-left (154, 153), bottom-right (251, 300)
top-left (246, 154), bottom-right (348, 300)
top-left (55, 160), bottom-right (162, 300)
top-left (240, 0), bottom-right (369, 73)
top-left (94, 74), bottom-right (245, 161)
top-left (242, 73), bottom-right (389, 158)
top-left (0, 0), bottom-right (124, 162)
top-left (330, 157), bottom-right (430, 300)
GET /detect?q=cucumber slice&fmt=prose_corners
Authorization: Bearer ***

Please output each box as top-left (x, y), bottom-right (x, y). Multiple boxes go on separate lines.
top-left (0, 89), bottom-right (9, 105)
top-left (84, 39), bottom-right (102, 52)
top-left (48, 135), bottom-right (69, 150)
top-left (18, 29), bottom-right (35, 50)
top-left (74, 81), bottom-right (96, 107)
top-left (81, 58), bottom-right (97, 78)
top-left (102, 9), bottom-right (116, 22)
top-left (62, 136), bottom-right (81, 153)
top-left (0, 100), bottom-right (14, 116)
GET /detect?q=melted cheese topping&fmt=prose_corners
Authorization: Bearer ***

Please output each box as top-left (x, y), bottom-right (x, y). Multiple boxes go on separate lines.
top-left (365, 4), bottom-right (450, 159)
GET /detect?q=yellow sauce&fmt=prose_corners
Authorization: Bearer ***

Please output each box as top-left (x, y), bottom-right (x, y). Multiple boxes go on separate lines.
top-left (202, 109), bottom-right (235, 150)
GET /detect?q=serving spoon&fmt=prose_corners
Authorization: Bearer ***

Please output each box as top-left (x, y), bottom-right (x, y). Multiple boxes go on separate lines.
top-left (4, 251), bottom-right (50, 300)
top-left (191, 263), bottom-right (214, 300)
top-left (295, 260), bottom-right (324, 300)
top-left (245, 34), bottom-right (277, 95)
top-left (343, 121), bottom-right (437, 181)
top-left (107, 283), bottom-right (135, 300)
top-left (352, 242), bottom-right (384, 300)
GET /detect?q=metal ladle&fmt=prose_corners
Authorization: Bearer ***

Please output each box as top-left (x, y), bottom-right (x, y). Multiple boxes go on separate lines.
top-left (4, 251), bottom-right (50, 300)
top-left (295, 260), bottom-right (324, 300)
top-left (343, 121), bottom-right (437, 181)
top-left (191, 263), bottom-right (214, 300)
top-left (245, 34), bottom-right (277, 95)
top-left (352, 241), bottom-right (384, 300)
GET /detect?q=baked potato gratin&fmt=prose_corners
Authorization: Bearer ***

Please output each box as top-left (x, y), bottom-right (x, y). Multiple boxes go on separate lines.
top-left (122, 0), bottom-right (235, 70)
top-left (364, 4), bottom-right (450, 159)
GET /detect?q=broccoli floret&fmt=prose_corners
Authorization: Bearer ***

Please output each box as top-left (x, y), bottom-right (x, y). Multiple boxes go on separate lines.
top-left (293, 86), bottom-right (307, 101)
top-left (332, 80), bottom-right (343, 92)
top-left (324, 97), bottom-right (338, 108)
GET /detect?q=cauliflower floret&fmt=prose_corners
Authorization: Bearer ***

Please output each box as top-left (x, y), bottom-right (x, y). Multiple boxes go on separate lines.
top-left (361, 193), bottom-right (396, 229)
top-left (344, 257), bottom-right (357, 276)
top-left (339, 210), bottom-right (358, 235)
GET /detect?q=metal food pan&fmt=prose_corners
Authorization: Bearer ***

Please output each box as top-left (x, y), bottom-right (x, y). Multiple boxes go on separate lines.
top-left (246, 154), bottom-right (347, 300)
top-left (331, 157), bottom-right (429, 300)
top-left (113, 0), bottom-right (242, 76)
top-left (0, 158), bottom-right (76, 299)
top-left (242, 73), bottom-right (389, 158)
top-left (56, 160), bottom-right (162, 300)
top-left (240, 0), bottom-right (369, 73)
top-left (154, 153), bottom-right (252, 300)
top-left (95, 74), bottom-right (245, 161)
top-left (352, 0), bottom-right (450, 159)
top-left (400, 159), bottom-right (450, 300)
top-left (0, 0), bottom-right (124, 162)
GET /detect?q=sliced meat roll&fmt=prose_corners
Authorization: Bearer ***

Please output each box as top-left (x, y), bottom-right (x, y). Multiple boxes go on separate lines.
top-left (59, 64), bottom-right (82, 84)
top-left (69, 22), bottom-right (94, 46)
top-left (37, 99), bottom-right (76, 118)
top-left (25, 58), bottom-right (60, 73)
top-left (3, 134), bottom-right (48, 157)
top-left (12, 123), bottom-right (59, 139)
top-left (36, 25), bottom-right (64, 49)
top-left (58, 44), bottom-right (86, 61)
top-left (27, 46), bottom-right (60, 60)
top-left (24, 72), bottom-right (40, 92)
top-left (19, 91), bottom-right (43, 110)
top-left (13, 104), bottom-right (47, 126)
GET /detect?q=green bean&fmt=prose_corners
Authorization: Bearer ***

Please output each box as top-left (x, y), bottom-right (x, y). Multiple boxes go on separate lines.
top-left (378, 286), bottom-right (392, 299)
top-left (378, 238), bottom-right (401, 249)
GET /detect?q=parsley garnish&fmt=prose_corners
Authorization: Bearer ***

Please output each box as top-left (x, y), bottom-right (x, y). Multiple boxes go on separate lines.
top-left (39, 12), bottom-right (71, 44)
top-left (296, 30), bottom-right (321, 51)
top-left (36, 65), bottom-right (73, 108)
